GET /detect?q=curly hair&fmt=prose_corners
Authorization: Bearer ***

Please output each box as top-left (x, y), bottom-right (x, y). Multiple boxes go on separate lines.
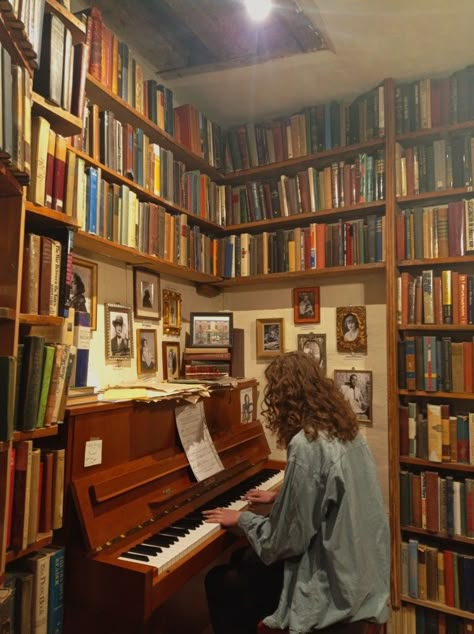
top-left (262, 351), bottom-right (359, 448)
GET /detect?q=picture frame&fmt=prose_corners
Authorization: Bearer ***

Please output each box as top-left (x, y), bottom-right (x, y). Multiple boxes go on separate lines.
top-left (162, 341), bottom-right (181, 380)
top-left (256, 318), bottom-right (284, 359)
top-left (297, 333), bottom-right (326, 374)
top-left (137, 328), bottom-right (157, 374)
top-left (336, 306), bottom-right (367, 354)
top-left (105, 303), bottom-right (134, 360)
top-left (162, 290), bottom-right (182, 336)
top-left (71, 256), bottom-right (98, 330)
top-left (293, 287), bottom-right (320, 324)
top-left (240, 387), bottom-right (254, 423)
top-left (333, 369), bottom-right (373, 425)
top-left (133, 268), bottom-right (160, 321)
top-left (189, 312), bottom-right (233, 348)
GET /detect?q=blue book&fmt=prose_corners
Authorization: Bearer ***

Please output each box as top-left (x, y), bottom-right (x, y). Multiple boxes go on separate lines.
top-left (120, 41), bottom-right (129, 102)
top-left (85, 167), bottom-right (98, 235)
top-left (408, 538), bottom-right (419, 598)
top-left (41, 547), bottom-right (65, 634)
top-left (224, 238), bottom-right (234, 278)
top-left (73, 312), bottom-right (90, 388)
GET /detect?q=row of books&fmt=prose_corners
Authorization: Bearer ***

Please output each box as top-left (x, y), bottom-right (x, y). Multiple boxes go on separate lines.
top-left (400, 469), bottom-right (473, 537)
top-left (7, 443), bottom-right (65, 552)
top-left (0, 0), bottom-right (45, 67)
top-left (398, 270), bottom-right (474, 326)
top-left (401, 539), bottom-right (473, 612)
top-left (4, 546), bottom-right (64, 633)
top-left (395, 136), bottom-right (474, 197)
top-left (398, 604), bottom-right (473, 634)
top-left (223, 85), bottom-right (385, 172)
top-left (400, 335), bottom-right (474, 394)
top-left (399, 402), bottom-right (473, 465)
top-left (395, 64), bottom-right (474, 134)
top-left (397, 200), bottom-right (474, 261)
top-left (28, 117), bottom-right (68, 209)
top-left (183, 348), bottom-right (232, 380)
top-left (33, 12), bottom-right (88, 117)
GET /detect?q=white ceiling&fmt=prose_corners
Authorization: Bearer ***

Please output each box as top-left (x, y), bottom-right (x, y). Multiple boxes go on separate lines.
top-left (163, 0), bottom-right (474, 126)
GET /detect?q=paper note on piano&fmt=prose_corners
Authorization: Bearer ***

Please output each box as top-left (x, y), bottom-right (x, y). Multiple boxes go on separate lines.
top-left (175, 401), bottom-right (224, 481)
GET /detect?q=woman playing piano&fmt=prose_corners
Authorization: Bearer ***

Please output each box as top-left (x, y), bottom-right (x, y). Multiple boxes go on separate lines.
top-left (203, 351), bottom-right (389, 634)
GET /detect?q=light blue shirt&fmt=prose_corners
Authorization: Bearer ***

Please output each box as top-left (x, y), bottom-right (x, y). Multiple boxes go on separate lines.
top-left (238, 430), bottom-right (389, 633)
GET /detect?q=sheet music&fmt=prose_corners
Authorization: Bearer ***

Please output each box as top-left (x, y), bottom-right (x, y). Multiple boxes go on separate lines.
top-left (175, 401), bottom-right (224, 481)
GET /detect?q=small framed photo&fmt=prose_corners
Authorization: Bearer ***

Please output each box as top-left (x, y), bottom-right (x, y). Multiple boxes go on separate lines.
top-left (334, 369), bottom-right (373, 425)
top-left (240, 387), bottom-right (254, 423)
top-left (336, 306), bottom-right (367, 354)
top-left (105, 303), bottom-right (134, 360)
top-left (137, 328), bottom-right (157, 374)
top-left (297, 333), bottom-right (326, 374)
top-left (162, 341), bottom-right (181, 380)
top-left (71, 256), bottom-right (98, 330)
top-left (256, 318), bottom-right (284, 359)
top-left (162, 289), bottom-right (182, 336)
top-left (190, 312), bottom-right (233, 348)
top-left (293, 287), bottom-right (320, 324)
top-left (133, 268), bottom-right (160, 321)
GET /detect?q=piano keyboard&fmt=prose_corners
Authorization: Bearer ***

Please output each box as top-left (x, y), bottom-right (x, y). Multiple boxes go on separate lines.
top-left (119, 468), bottom-right (284, 573)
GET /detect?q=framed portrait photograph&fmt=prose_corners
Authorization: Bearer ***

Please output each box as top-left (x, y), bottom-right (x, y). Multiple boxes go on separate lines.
top-left (190, 312), bottom-right (233, 348)
top-left (297, 333), bottom-right (326, 374)
top-left (293, 287), bottom-right (320, 324)
top-left (137, 328), bottom-right (157, 374)
top-left (105, 303), bottom-right (134, 360)
top-left (334, 369), bottom-right (373, 425)
top-left (133, 268), bottom-right (160, 321)
top-left (256, 318), bottom-right (284, 359)
top-left (162, 289), bottom-right (182, 336)
top-left (336, 306), bottom-right (367, 354)
top-left (240, 387), bottom-right (254, 423)
top-left (162, 341), bottom-right (181, 380)
top-left (71, 256), bottom-right (98, 330)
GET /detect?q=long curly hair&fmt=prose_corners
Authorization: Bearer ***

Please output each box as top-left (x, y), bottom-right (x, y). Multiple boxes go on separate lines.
top-left (262, 351), bottom-right (359, 448)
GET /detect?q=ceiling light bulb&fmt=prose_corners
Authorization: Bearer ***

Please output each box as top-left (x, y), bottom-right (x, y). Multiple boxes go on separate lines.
top-left (244, 0), bottom-right (272, 22)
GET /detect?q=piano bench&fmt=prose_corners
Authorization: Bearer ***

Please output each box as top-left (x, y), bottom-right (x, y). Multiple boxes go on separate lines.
top-left (257, 621), bottom-right (386, 633)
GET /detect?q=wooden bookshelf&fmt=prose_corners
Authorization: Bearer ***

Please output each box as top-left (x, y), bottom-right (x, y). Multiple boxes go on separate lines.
top-left (396, 119), bottom-right (474, 144)
top-left (0, 307), bottom-right (16, 321)
top-left (19, 313), bottom-right (64, 327)
top-left (396, 186), bottom-right (474, 205)
top-left (0, 161), bottom-right (22, 196)
top-left (0, 8), bottom-right (34, 74)
top-left (13, 425), bottom-right (59, 441)
top-left (400, 456), bottom-right (474, 473)
top-left (6, 532), bottom-right (54, 564)
top-left (398, 255), bottom-right (474, 267)
top-left (398, 324), bottom-right (474, 331)
top-left (399, 389), bottom-right (474, 399)
top-left (85, 74), bottom-right (223, 180)
top-left (25, 200), bottom-right (80, 228)
top-left (401, 596), bottom-right (474, 621)
top-left (32, 91), bottom-right (83, 137)
top-left (401, 525), bottom-right (474, 545)
top-left (45, 0), bottom-right (86, 44)
top-left (75, 230), bottom-right (222, 284)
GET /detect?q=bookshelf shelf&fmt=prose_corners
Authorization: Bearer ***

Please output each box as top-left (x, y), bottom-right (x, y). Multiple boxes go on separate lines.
top-left (223, 200), bottom-right (386, 233)
top-left (32, 91), bottom-right (83, 137)
top-left (401, 525), bottom-right (474, 545)
top-left (0, 307), bottom-right (16, 321)
top-left (213, 262), bottom-right (385, 287)
top-left (398, 255), bottom-right (474, 267)
top-left (85, 74), bottom-right (223, 180)
top-left (19, 313), bottom-right (64, 326)
top-left (399, 389), bottom-right (474, 399)
top-left (0, 8), bottom-right (34, 74)
top-left (45, 0), bottom-right (86, 44)
top-left (396, 186), bottom-right (474, 206)
top-left (398, 324), bottom-right (474, 331)
top-left (68, 146), bottom-right (224, 234)
top-left (5, 531), bottom-right (54, 564)
top-left (396, 119), bottom-right (474, 144)
top-left (221, 138), bottom-right (385, 184)
top-left (75, 230), bottom-right (222, 284)
top-left (13, 425), bottom-right (59, 441)
top-left (401, 596), bottom-right (474, 621)
top-left (25, 200), bottom-right (80, 228)
top-left (400, 456), bottom-right (474, 473)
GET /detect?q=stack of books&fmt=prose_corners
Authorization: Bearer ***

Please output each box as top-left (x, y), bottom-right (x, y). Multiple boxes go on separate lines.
top-left (182, 346), bottom-right (231, 381)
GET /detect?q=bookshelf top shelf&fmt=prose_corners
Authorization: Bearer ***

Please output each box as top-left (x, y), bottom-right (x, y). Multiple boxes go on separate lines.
top-left (396, 186), bottom-right (474, 206)
top-left (25, 200), bottom-right (80, 228)
top-left (0, 9), bottom-right (34, 75)
top-left (400, 456), bottom-right (474, 473)
top-left (398, 255), bottom-right (474, 267)
top-left (19, 314), bottom-right (64, 327)
top-left (45, 0), bottom-right (86, 45)
top-left (396, 119), bottom-right (474, 144)
top-left (32, 91), bottom-right (83, 137)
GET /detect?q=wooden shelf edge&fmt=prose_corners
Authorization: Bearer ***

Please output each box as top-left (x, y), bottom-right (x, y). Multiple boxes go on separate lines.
top-left (396, 119), bottom-right (474, 143)
top-left (401, 595), bottom-right (474, 620)
top-left (32, 91), bottom-right (83, 137)
top-left (396, 186), bottom-right (474, 205)
top-left (401, 525), bottom-right (474, 544)
top-left (19, 313), bottom-right (64, 326)
top-left (398, 389), bottom-right (474, 399)
top-left (45, 0), bottom-right (86, 44)
top-left (13, 425), bottom-right (59, 441)
top-left (5, 532), bottom-right (54, 563)
top-left (0, 307), bottom-right (16, 321)
top-left (398, 255), bottom-right (474, 267)
top-left (25, 200), bottom-right (80, 227)
top-left (398, 324), bottom-right (474, 331)
top-left (400, 456), bottom-right (474, 472)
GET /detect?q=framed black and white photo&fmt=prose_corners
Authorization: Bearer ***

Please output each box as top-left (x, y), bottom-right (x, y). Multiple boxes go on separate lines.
top-left (297, 333), bottom-right (326, 374)
top-left (256, 318), bottom-right (284, 359)
top-left (190, 312), bottom-right (233, 348)
top-left (105, 303), bottom-right (134, 360)
top-left (336, 306), bottom-right (367, 354)
top-left (334, 369), bottom-right (373, 424)
top-left (293, 287), bottom-right (320, 324)
top-left (133, 268), bottom-right (160, 321)
top-left (71, 256), bottom-right (98, 330)
top-left (162, 341), bottom-right (181, 380)
top-left (137, 328), bottom-right (157, 374)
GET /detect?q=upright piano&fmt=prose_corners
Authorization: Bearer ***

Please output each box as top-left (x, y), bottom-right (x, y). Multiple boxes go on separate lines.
top-left (60, 381), bottom-right (285, 634)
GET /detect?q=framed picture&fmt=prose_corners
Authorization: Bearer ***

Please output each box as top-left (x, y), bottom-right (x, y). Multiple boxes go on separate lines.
top-left (137, 328), bottom-right (157, 374)
top-left (240, 387), bottom-right (254, 423)
top-left (162, 290), bottom-right (182, 336)
top-left (190, 312), bottom-right (233, 348)
top-left (71, 256), bottom-right (98, 330)
top-left (256, 318), bottom-right (284, 359)
top-left (105, 303), bottom-right (134, 360)
top-left (293, 287), bottom-right (320, 324)
top-left (297, 333), bottom-right (326, 374)
top-left (133, 268), bottom-right (160, 321)
top-left (162, 341), bottom-right (181, 380)
top-left (336, 306), bottom-right (367, 354)
top-left (334, 369), bottom-right (373, 425)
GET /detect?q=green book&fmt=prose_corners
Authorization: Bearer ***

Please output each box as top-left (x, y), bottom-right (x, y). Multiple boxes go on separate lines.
top-left (0, 356), bottom-right (16, 441)
top-left (36, 345), bottom-right (56, 429)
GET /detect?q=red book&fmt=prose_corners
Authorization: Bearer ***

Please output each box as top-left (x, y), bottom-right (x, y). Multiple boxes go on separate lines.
top-left (39, 451), bottom-right (53, 533)
top-left (303, 227), bottom-right (311, 270)
top-left (443, 550), bottom-right (455, 607)
top-left (424, 470), bottom-right (439, 533)
top-left (430, 79), bottom-right (441, 128)
top-left (458, 273), bottom-right (468, 324)
top-left (52, 135), bottom-right (67, 212)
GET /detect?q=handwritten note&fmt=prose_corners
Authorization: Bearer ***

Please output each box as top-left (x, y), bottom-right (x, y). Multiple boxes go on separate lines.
top-left (175, 401), bottom-right (224, 481)
top-left (84, 439), bottom-right (103, 467)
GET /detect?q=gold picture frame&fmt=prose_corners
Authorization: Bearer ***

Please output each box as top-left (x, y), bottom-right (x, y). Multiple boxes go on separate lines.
top-left (256, 318), bottom-right (284, 359)
top-left (162, 289), bottom-right (182, 336)
top-left (336, 306), bottom-right (367, 354)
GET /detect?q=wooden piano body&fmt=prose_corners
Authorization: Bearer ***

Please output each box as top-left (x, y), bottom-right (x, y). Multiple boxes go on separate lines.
top-left (60, 381), bottom-right (284, 634)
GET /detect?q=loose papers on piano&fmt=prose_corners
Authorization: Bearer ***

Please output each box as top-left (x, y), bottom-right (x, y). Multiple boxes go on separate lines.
top-left (98, 380), bottom-right (211, 403)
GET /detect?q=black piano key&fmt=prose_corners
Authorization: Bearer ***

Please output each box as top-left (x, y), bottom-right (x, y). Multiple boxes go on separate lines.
top-left (148, 535), bottom-right (178, 546)
top-left (122, 552), bottom-right (149, 562)
top-left (162, 526), bottom-right (189, 536)
top-left (130, 545), bottom-right (162, 556)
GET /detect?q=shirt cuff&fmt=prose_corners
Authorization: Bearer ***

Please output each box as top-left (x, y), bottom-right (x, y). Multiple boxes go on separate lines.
top-left (237, 511), bottom-right (255, 530)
